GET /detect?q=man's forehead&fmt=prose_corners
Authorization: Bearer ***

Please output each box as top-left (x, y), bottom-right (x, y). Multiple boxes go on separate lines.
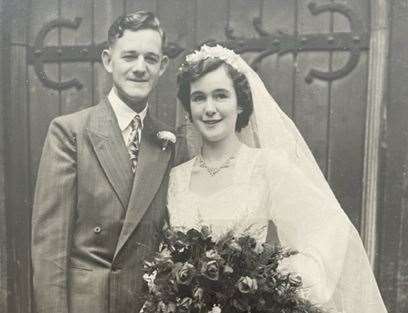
top-left (112, 29), bottom-right (163, 52)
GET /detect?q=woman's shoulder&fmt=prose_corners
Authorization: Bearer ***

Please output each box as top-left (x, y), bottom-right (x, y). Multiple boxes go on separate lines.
top-left (170, 157), bottom-right (196, 177)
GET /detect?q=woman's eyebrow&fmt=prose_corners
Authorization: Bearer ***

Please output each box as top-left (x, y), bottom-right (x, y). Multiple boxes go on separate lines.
top-left (213, 88), bottom-right (230, 93)
top-left (191, 90), bottom-right (205, 96)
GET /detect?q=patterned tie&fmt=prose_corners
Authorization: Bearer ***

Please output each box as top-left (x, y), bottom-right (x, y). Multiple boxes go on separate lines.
top-left (127, 115), bottom-right (142, 173)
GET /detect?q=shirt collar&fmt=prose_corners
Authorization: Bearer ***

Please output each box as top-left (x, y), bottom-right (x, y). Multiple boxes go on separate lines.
top-left (108, 88), bottom-right (148, 131)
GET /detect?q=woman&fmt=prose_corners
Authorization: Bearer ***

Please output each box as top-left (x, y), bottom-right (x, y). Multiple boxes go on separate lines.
top-left (167, 44), bottom-right (387, 313)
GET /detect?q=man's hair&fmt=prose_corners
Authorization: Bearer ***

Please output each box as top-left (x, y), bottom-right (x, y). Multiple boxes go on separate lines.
top-left (177, 57), bottom-right (253, 132)
top-left (108, 11), bottom-right (166, 47)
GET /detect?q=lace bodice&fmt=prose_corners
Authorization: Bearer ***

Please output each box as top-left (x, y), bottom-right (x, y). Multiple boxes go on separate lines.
top-left (168, 145), bottom-right (274, 242)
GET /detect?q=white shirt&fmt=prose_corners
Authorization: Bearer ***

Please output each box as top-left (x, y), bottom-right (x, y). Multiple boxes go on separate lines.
top-left (108, 89), bottom-right (148, 146)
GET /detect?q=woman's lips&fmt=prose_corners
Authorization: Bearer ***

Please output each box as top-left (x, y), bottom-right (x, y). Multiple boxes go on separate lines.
top-left (202, 119), bottom-right (222, 126)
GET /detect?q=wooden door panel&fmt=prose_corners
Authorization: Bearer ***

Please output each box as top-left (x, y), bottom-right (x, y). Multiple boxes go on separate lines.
top-left (93, 0), bottom-right (124, 104)
top-left (3, 1), bottom-right (376, 312)
top-left (328, 0), bottom-right (369, 228)
top-left (59, 0), bottom-right (94, 115)
top-left (261, 0), bottom-right (296, 117)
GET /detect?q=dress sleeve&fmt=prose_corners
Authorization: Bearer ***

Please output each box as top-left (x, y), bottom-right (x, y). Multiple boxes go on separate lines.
top-left (265, 151), bottom-right (387, 312)
top-left (267, 149), bottom-right (349, 303)
top-left (267, 158), bottom-right (349, 304)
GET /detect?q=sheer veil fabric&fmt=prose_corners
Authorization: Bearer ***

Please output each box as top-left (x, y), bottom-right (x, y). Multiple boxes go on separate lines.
top-left (170, 48), bottom-right (387, 312)
top-left (235, 54), bottom-right (387, 313)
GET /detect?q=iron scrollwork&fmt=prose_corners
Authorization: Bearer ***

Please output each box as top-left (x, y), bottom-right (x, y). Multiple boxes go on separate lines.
top-left (221, 1), bottom-right (369, 84)
top-left (27, 17), bottom-right (184, 91)
top-left (28, 1), bottom-right (369, 91)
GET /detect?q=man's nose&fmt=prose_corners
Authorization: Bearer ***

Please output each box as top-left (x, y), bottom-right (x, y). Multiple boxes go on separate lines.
top-left (131, 56), bottom-right (147, 75)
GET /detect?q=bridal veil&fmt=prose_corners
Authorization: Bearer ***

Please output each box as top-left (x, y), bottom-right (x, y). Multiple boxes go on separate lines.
top-left (182, 45), bottom-right (387, 313)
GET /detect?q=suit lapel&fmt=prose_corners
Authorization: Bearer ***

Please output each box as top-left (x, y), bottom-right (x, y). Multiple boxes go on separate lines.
top-left (114, 114), bottom-right (172, 259)
top-left (87, 98), bottom-right (133, 210)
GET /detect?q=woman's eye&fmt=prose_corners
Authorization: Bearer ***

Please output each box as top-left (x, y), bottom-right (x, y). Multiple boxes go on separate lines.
top-left (214, 93), bottom-right (228, 100)
top-left (191, 95), bottom-right (205, 102)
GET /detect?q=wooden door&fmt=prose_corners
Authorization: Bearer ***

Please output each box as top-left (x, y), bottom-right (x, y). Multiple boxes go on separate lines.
top-left (2, 0), bottom-right (380, 312)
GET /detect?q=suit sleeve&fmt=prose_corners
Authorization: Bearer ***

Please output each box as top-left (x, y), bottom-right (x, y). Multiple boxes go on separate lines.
top-left (31, 117), bottom-right (77, 313)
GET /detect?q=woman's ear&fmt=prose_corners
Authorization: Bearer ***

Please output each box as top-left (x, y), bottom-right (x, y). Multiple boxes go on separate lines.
top-left (237, 106), bottom-right (244, 114)
top-left (101, 49), bottom-right (113, 73)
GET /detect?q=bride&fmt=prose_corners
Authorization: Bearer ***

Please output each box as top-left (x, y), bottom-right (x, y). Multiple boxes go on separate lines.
top-left (167, 44), bottom-right (387, 313)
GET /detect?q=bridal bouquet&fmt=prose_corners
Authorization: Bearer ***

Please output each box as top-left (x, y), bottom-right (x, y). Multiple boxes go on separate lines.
top-left (141, 225), bottom-right (325, 313)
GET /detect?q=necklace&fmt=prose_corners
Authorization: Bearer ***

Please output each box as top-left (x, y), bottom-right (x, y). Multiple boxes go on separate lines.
top-left (197, 153), bottom-right (236, 176)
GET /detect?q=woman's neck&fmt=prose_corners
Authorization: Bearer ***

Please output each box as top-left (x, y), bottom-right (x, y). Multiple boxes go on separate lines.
top-left (201, 133), bottom-right (242, 163)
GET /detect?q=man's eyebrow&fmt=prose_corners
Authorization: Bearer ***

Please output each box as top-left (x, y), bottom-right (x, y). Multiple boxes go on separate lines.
top-left (120, 50), bottom-right (138, 55)
top-left (145, 52), bottom-right (160, 58)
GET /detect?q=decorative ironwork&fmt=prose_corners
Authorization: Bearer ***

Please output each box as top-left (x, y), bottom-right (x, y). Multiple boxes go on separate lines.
top-left (27, 17), bottom-right (185, 91)
top-left (221, 1), bottom-right (368, 84)
top-left (28, 1), bottom-right (369, 91)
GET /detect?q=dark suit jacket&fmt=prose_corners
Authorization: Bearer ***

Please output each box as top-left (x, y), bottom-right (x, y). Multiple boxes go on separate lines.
top-left (31, 98), bottom-right (176, 313)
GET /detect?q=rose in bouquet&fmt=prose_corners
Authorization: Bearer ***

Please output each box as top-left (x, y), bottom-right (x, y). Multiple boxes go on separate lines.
top-left (141, 225), bottom-right (326, 313)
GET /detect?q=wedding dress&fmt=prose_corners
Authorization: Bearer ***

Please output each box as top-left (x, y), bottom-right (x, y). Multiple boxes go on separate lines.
top-left (168, 144), bottom-right (386, 313)
top-left (169, 45), bottom-right (387, 313)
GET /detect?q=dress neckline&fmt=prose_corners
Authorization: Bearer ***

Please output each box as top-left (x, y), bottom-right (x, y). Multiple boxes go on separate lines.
top-left (184, 144), bottom-right (255, 199)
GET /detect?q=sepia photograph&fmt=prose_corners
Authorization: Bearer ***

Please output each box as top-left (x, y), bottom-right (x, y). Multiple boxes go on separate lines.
top-left (0, 0), bottom-right (405, 313)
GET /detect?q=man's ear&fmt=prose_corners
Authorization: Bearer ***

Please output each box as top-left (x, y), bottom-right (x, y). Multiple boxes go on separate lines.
top-left (101, 49), bottom-right (113, 73)
top-left (159, 55), bottom-right (169, 77)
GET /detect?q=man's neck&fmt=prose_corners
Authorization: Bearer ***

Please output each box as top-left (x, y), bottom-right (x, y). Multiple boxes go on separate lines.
top-left (113, 88), bottom-right (147, 113)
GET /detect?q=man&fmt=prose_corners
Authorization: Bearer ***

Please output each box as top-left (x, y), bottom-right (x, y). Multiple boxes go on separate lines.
top-left (32, 11), bottom-right (175, 313)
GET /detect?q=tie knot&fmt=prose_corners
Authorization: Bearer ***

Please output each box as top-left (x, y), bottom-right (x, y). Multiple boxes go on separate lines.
top-left (131, 115), bottom-right (142, 129)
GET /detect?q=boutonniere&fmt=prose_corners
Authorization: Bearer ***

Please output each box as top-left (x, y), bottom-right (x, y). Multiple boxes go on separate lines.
top-left (157, 131), bottom-right (176, 151)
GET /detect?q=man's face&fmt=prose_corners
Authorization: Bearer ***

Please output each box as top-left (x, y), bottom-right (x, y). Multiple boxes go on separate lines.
top-left (102, 29), bottom-right (168, 110)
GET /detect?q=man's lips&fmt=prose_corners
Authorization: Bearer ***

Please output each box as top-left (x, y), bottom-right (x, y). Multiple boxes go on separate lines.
top-left (128, 78), bottom-right (149, 83)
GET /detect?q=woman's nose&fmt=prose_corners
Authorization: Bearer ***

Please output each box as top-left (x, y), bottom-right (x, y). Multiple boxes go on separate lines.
top-left (204, 99), bottom-right (217, 116)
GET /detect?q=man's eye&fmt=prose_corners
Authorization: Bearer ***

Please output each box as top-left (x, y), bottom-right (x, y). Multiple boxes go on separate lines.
top-left (122, 55), bottom-right (135, 61)
top-left (145, 56), bottom-right (159, 64)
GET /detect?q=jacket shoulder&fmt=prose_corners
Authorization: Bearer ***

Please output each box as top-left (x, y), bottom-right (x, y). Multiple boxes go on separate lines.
top-left (48, 104), bottom-right (102, 135)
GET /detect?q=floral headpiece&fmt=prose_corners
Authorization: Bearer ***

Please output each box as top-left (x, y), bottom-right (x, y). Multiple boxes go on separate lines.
top-left (183, 44), bottom-right (247, 74)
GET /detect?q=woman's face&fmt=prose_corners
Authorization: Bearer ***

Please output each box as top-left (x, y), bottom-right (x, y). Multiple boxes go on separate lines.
top-left (189, 65), bottom-right (241, 143)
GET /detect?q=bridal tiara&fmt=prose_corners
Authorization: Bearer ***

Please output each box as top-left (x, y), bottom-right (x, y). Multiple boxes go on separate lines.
top-left (182, 44), bottom-right (247, 74)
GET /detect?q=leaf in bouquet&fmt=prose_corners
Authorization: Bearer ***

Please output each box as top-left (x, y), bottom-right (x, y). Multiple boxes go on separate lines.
top-left (287, 273), bottom-right (303, 288)
top-left (192, 286), bottom-right (204, 302)
top-left (176, 297), bottom-right (193, 313)
top-left (215, 230), bottom-right (235, 248)
top-left (237, 235), bottom-right (257, 251)
top-left (231, 296), bottom-right (250, 312)
top-left (200, 225), bottom-right (211, 238)
top-left (186, 228), bottom-right (204, 242)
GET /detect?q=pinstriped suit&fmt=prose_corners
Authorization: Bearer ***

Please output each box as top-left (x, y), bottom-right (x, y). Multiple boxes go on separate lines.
top-left (31, 97), bottom-right (175, 313)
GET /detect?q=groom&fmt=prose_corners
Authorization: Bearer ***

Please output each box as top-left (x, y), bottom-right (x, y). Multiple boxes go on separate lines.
top-left (31, 11), bottom-right (176, 313)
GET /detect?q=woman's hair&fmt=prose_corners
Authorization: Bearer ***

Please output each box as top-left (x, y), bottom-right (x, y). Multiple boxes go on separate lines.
top-left (177, 56), bottom-right (253, 132)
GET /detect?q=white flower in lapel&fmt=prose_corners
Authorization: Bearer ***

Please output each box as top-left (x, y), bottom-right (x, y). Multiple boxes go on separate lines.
top-left (157, 131), bottom-right (176, 151)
